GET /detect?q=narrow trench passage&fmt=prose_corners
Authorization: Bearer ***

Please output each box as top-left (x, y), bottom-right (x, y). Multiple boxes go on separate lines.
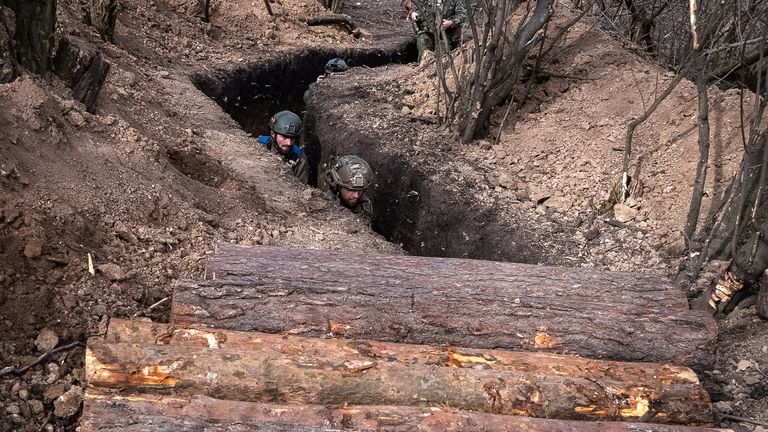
top-left (192, 46), bottom-right (547, 264)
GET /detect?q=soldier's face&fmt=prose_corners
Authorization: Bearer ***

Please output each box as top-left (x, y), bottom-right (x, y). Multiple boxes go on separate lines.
top-left (274, 133), bottom-right (295, 155)
top-left (339, 187), bottom-right (362, 207)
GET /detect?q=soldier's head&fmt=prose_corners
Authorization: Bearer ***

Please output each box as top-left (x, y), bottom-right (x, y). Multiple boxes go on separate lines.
top-left (269, 110), bottom-right (303, 155)
top-left (324, 58), bottom-right (348, 75)
top-left (327, 155), bottom-right (372, 208)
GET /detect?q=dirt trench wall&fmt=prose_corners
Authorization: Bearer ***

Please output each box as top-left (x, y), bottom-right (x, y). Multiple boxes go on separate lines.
top-left (191, 45), bottom-right (415, 138)
top-left (307, 90), bottom-right (546, 263)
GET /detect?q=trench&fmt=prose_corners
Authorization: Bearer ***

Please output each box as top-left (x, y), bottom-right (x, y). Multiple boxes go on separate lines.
top-left (192, 46), bottom-right (547, 264)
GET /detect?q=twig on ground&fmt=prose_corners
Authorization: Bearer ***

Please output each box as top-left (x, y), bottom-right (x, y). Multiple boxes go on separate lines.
top-left (0, 341), bottom-right (85, 377)
top-left (132, 296), bottom-right (170, 318)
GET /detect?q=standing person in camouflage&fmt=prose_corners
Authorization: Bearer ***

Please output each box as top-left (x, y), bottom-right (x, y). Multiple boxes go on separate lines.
top-left (408, 0), bottom-right (467, 63)
top-left (258, 110), bottom-right (309, 184)
top-left (325, 155), bottom-right (374, 225)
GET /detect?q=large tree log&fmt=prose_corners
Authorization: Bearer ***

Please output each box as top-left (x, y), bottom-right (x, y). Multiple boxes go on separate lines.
top-left (174, 244), bottom-right (717, 370)
top-left (81, 392), bottom-right (730, 432)
top-left (105, 318), bottom-right (709, 403)
top-left (52, 35), bottom-right (110, 112)
top-left (87, 330), bottom-right (713, 423)
top-left (205, 243), bottom-right (688, 308)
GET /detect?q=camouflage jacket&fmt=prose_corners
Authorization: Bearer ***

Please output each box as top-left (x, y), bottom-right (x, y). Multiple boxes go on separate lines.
top-left (258, 136), bottom-right (309, 184)
top-left (414, 0), bottom-right (467, 29)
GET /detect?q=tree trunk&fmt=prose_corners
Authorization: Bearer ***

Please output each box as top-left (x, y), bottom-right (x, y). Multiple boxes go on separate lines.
top-left (85, 338), bottom-right (713, 423)
top-left (177, 244), bottom-right (717, 370)
top-left (2, 0), bottom-right (56, 76)
top-left (89, 0), bottom-right (117, 43)
top-left (759, 270), bottom-right (768, 318)
top-left (81, 392), bottom-right (726, 432)
top-left (0, 6), bottom-right (15, 82)
top-left (52, 35), bottom-right (111, 112)
top-left (105, 318), bottom-right (710, 406)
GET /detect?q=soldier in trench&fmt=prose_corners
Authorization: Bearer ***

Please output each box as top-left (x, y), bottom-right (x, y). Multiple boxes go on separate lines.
top-left (258, 110), bottom-right (309, 184)
top-left (407, 0), bottom-right (467, 63)
top-left (325, 155), bottom-right (374, 225)
top-left (303, 58), bottom-right (349, 105)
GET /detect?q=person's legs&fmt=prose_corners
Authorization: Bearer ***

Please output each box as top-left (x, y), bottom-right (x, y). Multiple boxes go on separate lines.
top-left (416, 31), bottom-right (434, 62)
top-left (446, 24), bottom-right (462, 50)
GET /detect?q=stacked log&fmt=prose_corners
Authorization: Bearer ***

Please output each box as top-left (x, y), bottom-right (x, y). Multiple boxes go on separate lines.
top-left (172, 243), bottom-right (716, 370)
top-left (87, 319), bottom-right (713, 424)
top-left (83, 245), bottom-right (726, 430)
top-left (80, 392), bottom-right (731, 432)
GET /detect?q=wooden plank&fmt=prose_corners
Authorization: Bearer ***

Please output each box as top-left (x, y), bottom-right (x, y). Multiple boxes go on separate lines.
top-left (86, 329), bottom-right (713, 424)
top-left (172, 245), bottom-right (716, 370)
top-left (81, 392), bottom-right (731, 432)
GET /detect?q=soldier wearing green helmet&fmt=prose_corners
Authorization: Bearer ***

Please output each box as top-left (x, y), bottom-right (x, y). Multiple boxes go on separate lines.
top-left (258, 110), bottom-right (309, 184)
top-left (304, 58), bottom-right (349, 104)
top-left (325, 155), bottom-right (374, 224)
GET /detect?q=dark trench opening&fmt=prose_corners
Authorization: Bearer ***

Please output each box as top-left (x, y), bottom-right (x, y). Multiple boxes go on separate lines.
top-left (192, 45), bottom-right (416, 186)
top-left (191, 44), bottom-right (546, 263)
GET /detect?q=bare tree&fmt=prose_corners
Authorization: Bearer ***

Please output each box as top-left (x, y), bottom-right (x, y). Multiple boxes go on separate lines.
top-left (454, 0), bottom-right (555, 143)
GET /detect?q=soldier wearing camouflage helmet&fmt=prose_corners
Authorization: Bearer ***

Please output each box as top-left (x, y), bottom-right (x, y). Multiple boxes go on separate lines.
top-left (408, 0), bottom-right (467, 63)
top-left (258, 110), bottom-right (309, 184)
top-left (326, 155), bottom-right (374, 223)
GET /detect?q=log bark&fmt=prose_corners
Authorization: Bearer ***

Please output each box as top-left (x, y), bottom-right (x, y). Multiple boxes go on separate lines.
top-left (176, 244), bottom-right (716, 370)
top-left (87, 328), bottom-right (713, 424)
top-left (3, 0), bottom-right (56, 76)
top-left (52, 35), bottom-right (110, 112)
top-left (89, 0), bottom-right (117, 43)
top-left (205, 243), bottom-right (687, 308)
top-left (81, 392), bottom-right (730, 432)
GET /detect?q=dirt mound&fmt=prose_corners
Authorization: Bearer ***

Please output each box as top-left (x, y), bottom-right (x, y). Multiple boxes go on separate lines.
top-left (1, 0), bottom-right (766, 430)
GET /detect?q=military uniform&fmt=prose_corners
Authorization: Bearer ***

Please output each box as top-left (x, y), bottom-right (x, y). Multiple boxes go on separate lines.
top-left (326, 155), bottom-right (374, 226)
top-left (332, 193), bottom-right (373, 225)
top-left (259, 135), bottom-right (309, 184)
top-left (413, 0), bottom-right (467, 61)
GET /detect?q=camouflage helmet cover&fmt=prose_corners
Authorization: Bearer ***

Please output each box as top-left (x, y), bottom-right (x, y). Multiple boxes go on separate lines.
top-left (269, 110), bottom-right (303, 137)
top-left (324, 58), bottom-right (348, 74)
top-left (329, 155), bottom-right (372, 191)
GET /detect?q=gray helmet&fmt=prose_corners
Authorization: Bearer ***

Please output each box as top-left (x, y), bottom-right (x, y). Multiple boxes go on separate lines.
top-left (269, 111), bottom-right (303, 137)
top-left (324, 58), bottom-right (348, 74)
top-left (328, 155), bottom-right (372, 191)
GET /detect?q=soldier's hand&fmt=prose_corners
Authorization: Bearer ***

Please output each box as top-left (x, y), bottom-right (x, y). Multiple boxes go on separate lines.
top-left (441, 19), bottom-right (453, 28)
top-left (409, 11), bottom-right (418, 21)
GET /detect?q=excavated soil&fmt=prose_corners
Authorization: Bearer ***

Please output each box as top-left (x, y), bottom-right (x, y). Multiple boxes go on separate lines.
top-left (0, 0), bottom-right (766, 431)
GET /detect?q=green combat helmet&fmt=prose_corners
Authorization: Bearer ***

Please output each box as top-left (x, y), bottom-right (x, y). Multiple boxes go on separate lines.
top-left (328, 155), bottom-right (373, 190)
top-left (324, 58), bottom-right (348, 74)
top-left (269, 111), bottom-right (303, 137)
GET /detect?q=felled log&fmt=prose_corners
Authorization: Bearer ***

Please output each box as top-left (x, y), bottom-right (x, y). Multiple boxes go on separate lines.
top-left (81, 392), bottom-right (731, 432)
top-left (87, 329), bottom-right (713, 423)
top-left (174, 244), bottom-right (716, 369)
top-left (305, 14), bottom-right (357, 33)
top-left (52, 35), bottom-right (110, 112)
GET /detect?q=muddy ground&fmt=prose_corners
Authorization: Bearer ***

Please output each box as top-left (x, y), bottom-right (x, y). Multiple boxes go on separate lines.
top-left (0, 0), bottom-right (766, 430)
